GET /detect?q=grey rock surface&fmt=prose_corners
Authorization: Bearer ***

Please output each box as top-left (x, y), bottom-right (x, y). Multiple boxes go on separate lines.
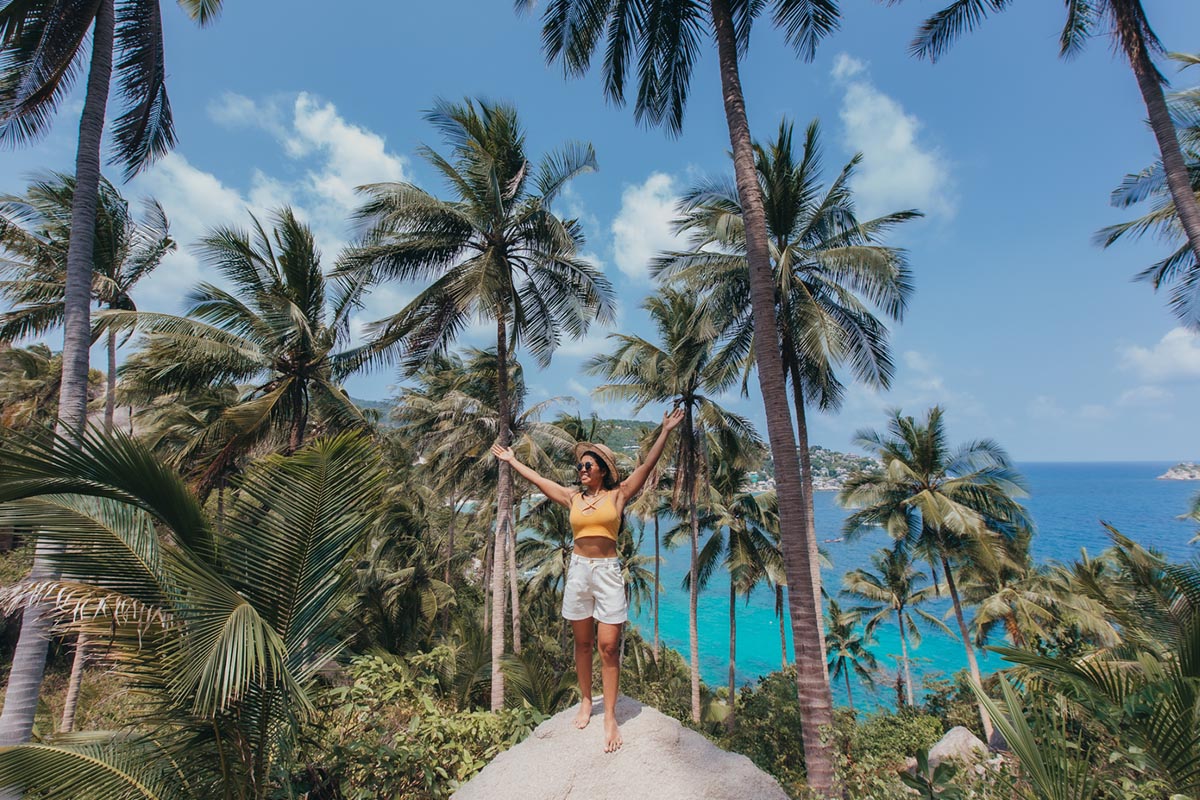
top-left (452, 695), bottom-right (790, 800)
top-left (928, 725), bottom-right (988, 769)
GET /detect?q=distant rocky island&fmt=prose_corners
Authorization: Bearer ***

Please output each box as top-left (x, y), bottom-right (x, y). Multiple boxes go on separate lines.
top-left (1159, 462), bottom-right (1200, 480)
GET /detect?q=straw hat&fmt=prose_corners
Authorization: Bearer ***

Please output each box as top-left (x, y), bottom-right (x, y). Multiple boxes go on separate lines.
top-left (574, 442), bottom-right (622, 484)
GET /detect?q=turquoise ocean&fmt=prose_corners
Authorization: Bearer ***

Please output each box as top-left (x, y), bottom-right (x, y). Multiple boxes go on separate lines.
top-left (625, 462), bottom-right (1198, 710)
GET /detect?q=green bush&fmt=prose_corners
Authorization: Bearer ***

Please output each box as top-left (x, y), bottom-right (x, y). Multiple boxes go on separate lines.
top-left (305, 652), bottom-right (540, 799)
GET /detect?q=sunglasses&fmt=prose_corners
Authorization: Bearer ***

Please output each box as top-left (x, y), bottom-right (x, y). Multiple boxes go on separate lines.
top-left (576, 462), bottom-right (598, 473)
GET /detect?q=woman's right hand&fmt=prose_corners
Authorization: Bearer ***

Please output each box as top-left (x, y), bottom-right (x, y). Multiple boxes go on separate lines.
top-left (490, 443), bottom-right (515, 463)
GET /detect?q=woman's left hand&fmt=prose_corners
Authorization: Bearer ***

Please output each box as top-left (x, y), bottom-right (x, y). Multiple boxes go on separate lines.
top-left (662, 407), bottom-right (685, 432)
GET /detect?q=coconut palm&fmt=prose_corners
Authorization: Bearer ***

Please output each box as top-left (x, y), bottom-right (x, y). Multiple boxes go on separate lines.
top-left (842, 544), bottom-right (948, 707)
top-left (340, 98), bottom-right (613, 711)
top-left (105, 207), bottom-right (366, 497)
top-left (988, 531), bottom-right (1200, 797)
top-left (959, 542), bottom-right (1058, 651)
top-left (1098, 53), bottom-right (1200, 328)
top-left (586, 288), bottom-right (751, 722)
top-left (839, 406), bottom-right (1033, 741)
top-left (517, 0), bottom-right (850, 782)
top-left (393, 347), bottom-right (577, 658)
top-left (0, 0), bottom-right (221, 748)
top-left (657, 117), bottom-right (918, 673)
top-left (0, 172), bottom-right (174, 432)
top-left (0, 344), bottom-right (102, 432)
top-left (906, 0), bottom-right (1200, 304)
top-left (677, 443), bottom-right (777, 729)
top-left (824, 599), bottom-right (877, 714)
top-left (0, 428), bottom-right (384, 799)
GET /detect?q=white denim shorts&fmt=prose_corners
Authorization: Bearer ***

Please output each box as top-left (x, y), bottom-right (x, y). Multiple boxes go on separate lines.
top-left (561, 554), bottom-right (628, 625)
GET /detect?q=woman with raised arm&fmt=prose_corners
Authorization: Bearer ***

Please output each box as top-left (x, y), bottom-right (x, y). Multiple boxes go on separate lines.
top-left (490, 407), bottom-right (684, 753)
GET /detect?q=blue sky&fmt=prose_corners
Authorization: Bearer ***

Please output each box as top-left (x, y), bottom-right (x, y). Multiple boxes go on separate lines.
top-left (4, 0), bottom-right (1200, 462)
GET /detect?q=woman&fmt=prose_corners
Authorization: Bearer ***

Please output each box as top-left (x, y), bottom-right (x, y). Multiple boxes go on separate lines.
top-left (490, 407), bottom-right (683, 753)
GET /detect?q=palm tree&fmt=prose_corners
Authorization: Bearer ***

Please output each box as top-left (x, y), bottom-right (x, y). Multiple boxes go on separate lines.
top-left (106, 207), bottom-right (366, 496)
top-left (393, 347), bottom-right (577, 658)
top-left (340, 98), bottom-right (614, 711)
top-left (986, 531), bottom-right (1200, 797)
top-left (586, 288), bottom-right (750, 722)
top-left (824, 599), bottom-right (877, 714)
top-left (678, 442), bottom-right (777, 729)
top-left (1098, 53), bottom-right (1200, 328)
top-left (0, 428), bottom-right (384, 799)
top-left (0, 0), bottom-right (221, 749)
top-left (842, 544), bottom-right (948, 707)
top-left (518, 3), bottom-right (860, 782)
top-left (839, 406), bottom-right (1033, 741)
top-left (906, 0), bottom-right (1200, 302)
top-left (0, 172), bottom-right (174, 436)
top-left (657, 118), bottom-right (918, 673)
top-left (0, 344), bottom-right (103, 432)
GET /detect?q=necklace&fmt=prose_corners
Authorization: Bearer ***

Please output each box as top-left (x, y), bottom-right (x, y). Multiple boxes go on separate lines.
top-left (578, 489), bottom-right (605, 515)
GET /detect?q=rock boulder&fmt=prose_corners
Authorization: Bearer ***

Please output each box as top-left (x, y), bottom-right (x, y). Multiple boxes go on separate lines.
top-left (452, 695), bottom-right (790, 800)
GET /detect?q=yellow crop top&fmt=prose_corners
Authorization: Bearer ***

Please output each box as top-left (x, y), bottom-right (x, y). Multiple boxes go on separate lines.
top-left (569, 490), bottom-right (620, 541)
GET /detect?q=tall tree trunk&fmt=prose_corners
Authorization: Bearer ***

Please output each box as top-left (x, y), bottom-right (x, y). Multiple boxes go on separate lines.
top-left (506, 504), bottom-right (521, 654)
top-left (691, 460), bottom-right (700, 724)
top-left (709, 0), bottom-right (835, 791)
top-left (653, 512), bottom-right (660, 662)
top-left (104, 326), bottom-right (117, 432)
top-left (1112, 0), bottom-right (1200, 274)
top-left (490, 314), bottom-right (513, 711)
top-left (897, 608), bottom-right (915, 707)
top-left (942, 555), bottom-right (993, 742)
top-left (777, 584), bottom-right (788, 669)
top-left (790, 364), bottom-right (828, 682)
top-left (288, 385), bottom-right (308, 454)
top-left (59, 634), bottom-right (88, 732)
top-left (482, 520), bottom-right (493, 634)
top-left (0, 0), bottom-right (115, 751)
top-left (442, 500), bottom-right (457, 632)
top-left (844, 669), bottom-right (854, 714)
top-left (727, 579), bottom-right (736, 731)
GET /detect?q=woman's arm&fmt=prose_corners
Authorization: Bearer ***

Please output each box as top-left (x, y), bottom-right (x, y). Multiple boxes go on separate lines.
top-left (619, 407), bottom-right (685, 500)
top-left (489, 444), bottom-right (575, 508)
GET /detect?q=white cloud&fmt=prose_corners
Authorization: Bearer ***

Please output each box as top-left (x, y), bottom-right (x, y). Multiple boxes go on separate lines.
top-left (831, 53), bottom-right (954, 219)
top-left (1117, 385), bottom-right (1174, 407)
top-left (1118, 328), bottom-right (1200, 383)
top-left (611, 172), bottom-right (685, 281)
top-left (1028, 395), bottom-right (1066, 420)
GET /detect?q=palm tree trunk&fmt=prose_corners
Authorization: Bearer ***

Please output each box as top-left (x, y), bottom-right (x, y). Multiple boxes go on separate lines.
top-left (790, 364), bottom-right (828, 682)
top-left (506, 504), bottom-right (522, 654)
top-left (1112, 0), bottom-right (1200, 271)
top-left (60, 634), bottom-right (88, 732)
top-left (844, 669), bottom-right (854, 714)
top-left (897, 609), bottom-right (915, 708)
top-left (709, 0), bottom-right (835, 790)
top-left (288, 386), bottom-right (308, 453)
top-left (777, 584), bottom-right (788, 669)
top-left (442, 500), bottom-right (457, 632)
top-left (942, 556), bottom-right (993, 742)
top-left (727, 579), bottom-right (736, 731)
top-left (0, 0), bottom-right (115, 752)
top-left (491, 313), bottom-right (513, 711)
top-left (691, 460), bottom-right (700, 724)
top-left (482, 523), bottom-right (493, 634)
top-left (653, 512), bottom-right (660, 663)
top-left (105, 326), bottom-right (117, 432)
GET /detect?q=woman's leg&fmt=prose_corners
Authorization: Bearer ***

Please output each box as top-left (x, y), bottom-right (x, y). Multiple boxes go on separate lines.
top-left (597, 621), bottom-right (624, 752)
top-left (571, 617), bottom-right (595, 728)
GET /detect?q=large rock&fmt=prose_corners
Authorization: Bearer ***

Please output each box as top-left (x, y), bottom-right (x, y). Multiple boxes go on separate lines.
top-left (928, 726), bottom-right (988, 769)
top-left (452, 695), bottom-right (790, 800)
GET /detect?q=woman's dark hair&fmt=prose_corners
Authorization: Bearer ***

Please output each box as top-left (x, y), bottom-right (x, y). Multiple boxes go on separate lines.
top-left (583, 450), bottom-right (620, 490)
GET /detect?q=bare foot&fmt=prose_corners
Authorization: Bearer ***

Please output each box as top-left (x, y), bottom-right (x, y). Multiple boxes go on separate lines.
top-left (603, 715), bottom-right (623, 753)
top-left (574, 699), bottom-right (593, 729)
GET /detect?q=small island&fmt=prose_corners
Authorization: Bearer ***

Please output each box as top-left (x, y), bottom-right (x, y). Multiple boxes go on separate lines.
top-left (1159, 462), bottom-right (1200, 480)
